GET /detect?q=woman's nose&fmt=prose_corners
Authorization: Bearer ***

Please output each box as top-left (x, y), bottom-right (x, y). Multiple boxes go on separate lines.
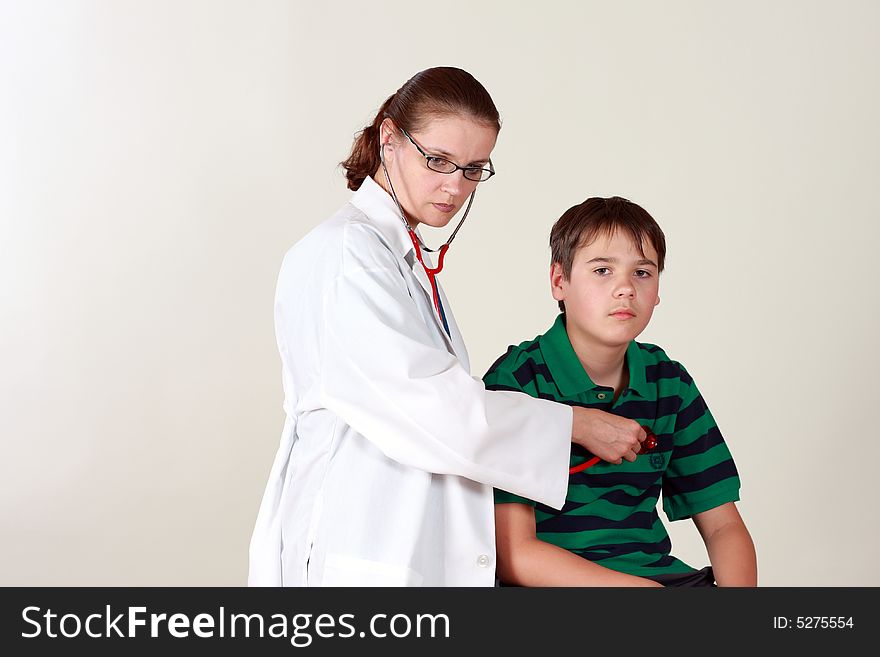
top-left (440, 172), bottom-right (463, 196)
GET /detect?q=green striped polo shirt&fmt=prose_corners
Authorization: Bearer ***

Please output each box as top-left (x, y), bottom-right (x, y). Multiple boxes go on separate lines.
top-left (486, 313), bottom-right (741, 578)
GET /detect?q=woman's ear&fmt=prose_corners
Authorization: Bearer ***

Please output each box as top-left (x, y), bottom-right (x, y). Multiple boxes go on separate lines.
top-left (379, 118), bottom-right (398, 153)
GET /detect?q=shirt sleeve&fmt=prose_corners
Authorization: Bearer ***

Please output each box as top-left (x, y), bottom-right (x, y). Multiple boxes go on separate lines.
top-left (661, 362), bottom-right (741, 521)
top-left (315, 228), bottom-right (572, 509)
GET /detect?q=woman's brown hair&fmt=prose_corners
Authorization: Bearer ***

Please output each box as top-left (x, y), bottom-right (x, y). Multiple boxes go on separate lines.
top-left (341, 67), bottom-right (501, 191)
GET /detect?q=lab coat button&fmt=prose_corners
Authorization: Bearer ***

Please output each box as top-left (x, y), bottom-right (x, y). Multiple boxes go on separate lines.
top-left (477, 554), bottom-right (490, 567)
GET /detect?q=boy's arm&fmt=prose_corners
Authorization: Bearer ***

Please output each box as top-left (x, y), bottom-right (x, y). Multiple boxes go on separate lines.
top-left (692, 502), bottom-right (757, 586)
top-left (494, 503), bottom-right (662, 587)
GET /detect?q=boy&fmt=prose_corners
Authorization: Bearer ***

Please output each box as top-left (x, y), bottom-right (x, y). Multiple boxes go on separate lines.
top-left (485, 197), bottom-right (757, 587)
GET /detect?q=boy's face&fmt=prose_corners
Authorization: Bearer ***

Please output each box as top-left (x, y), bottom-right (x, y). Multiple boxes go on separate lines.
top-left (551, 230), bottom-right (661, 350)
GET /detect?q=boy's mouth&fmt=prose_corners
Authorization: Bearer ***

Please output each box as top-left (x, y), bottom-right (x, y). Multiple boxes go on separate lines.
top-left (609, 308), bottom-right (636, 319)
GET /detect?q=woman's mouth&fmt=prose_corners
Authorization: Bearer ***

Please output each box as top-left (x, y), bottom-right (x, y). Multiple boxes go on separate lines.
top-left (433, 203), bottom-right (455, 213)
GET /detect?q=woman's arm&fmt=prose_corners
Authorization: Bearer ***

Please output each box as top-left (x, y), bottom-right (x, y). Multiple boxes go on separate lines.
top-left (692, 502), bottom-right (757, 586)
top-left (319, 259), bottom-right (569, 507)
top-left (313, 229), bottom-right (642, 509)
top-left (495, 503), bottom-right (662, 587)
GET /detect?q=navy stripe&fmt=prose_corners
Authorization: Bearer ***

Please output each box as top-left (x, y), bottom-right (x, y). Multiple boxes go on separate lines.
top-left (674, 395), bottom-right (708, 432)
top-left (664, 459), bottom-right (739, 496)
top-left (551, 483), bottom-right (663, 513)
top-left (644, 554), bottom-right (679, 568)
top-left (538, 510), bottom-right (657, 533)
top-left (644, 361), bottom-right (681, 382)
top-left (601, 484), bottom-right (662, 507)
top-left (679, 367), bottom-right (693, 385)
top-left (572, 470), bottom-right (663, 490)
top-left (615, 395), bottom-right (682, 419)
top-left (572, 535), bottom-right (673, 560)
top-left (513, 360), bottom-right (555, 387)
top-left (674, 426), bottom-right (725, 458)
top-left (550, 484), bottom-right (660, 513)
top-left (644, 361), bottom-right (692, 385)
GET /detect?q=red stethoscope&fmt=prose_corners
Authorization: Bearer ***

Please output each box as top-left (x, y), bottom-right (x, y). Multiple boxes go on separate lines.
top-left (569, 427), bottom-right (659, 474)
top-left (381, 142), bottom-right (478, 329)
top-left (406, 229), bottom-right (449, 327)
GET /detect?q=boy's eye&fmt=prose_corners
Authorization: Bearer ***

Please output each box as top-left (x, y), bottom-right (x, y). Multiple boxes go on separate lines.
top-left (593, 267), bottom-right (610, 276)
top-left (634, 270), bottom-right (652, 278)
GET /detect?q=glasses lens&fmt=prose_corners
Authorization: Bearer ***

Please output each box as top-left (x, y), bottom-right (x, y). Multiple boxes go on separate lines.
top-left (463, 167), bottom-right (493, 182)
top-left (426, 157), bottom-right (457, 174)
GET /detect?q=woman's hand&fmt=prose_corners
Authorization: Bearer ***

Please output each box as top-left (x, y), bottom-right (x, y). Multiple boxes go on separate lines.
top-left (571, 407), bottom-right (646, 464)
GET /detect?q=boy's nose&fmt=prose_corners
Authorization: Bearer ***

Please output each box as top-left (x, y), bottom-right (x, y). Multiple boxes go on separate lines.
top-left (614, 283), bottom-right (635, 298)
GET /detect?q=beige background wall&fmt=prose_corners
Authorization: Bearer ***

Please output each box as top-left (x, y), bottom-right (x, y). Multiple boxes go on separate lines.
top-left (2, 0), bottom-right (878, 585)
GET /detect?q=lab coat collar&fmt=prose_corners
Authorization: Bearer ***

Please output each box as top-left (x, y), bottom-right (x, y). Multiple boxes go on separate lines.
top-left (350, 175), bottom-right (418, 262)
top-left (350, 176), bottom-right (458, 353)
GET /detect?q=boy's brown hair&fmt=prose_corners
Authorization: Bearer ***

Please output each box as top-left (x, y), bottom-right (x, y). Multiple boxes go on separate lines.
top-left (550, 197), bottom-right (667, 312)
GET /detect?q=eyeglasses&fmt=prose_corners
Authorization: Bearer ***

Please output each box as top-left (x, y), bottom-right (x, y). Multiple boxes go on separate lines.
top-left (400, 128), bottom-right (495, 182)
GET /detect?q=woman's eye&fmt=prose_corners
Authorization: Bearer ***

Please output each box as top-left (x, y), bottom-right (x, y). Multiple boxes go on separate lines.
top-left (426, 156), bottom-right (454, 172)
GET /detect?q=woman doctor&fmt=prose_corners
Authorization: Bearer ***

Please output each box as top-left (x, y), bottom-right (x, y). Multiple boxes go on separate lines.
top-left (249, 67), bottom-right (647, 586)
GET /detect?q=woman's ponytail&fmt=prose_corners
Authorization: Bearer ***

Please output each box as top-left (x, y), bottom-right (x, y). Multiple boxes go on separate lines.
top-left (341, 95), bottom-right (394, 191)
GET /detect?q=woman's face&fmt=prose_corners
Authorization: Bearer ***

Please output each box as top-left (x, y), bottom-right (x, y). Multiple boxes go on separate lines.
top-left (378, 114), bottom-right (497, 229)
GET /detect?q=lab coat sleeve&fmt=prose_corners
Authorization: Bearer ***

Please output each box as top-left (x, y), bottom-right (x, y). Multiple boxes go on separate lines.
top-left (316, 234), bottom-right (572, 509)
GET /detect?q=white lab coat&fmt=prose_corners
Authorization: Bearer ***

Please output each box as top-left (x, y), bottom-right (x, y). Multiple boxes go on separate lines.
top-left (248, 176), bottom-right (572, 586)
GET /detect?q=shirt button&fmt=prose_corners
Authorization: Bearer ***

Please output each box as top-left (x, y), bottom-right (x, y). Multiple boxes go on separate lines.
top-left (596, 393), bottom-right (607, 400)
top-left (477, 554), bottom-right (490, 568)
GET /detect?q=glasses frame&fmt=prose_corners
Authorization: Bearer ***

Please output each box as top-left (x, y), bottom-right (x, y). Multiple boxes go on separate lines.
top-left (400, 128), bottom-right (495, 183)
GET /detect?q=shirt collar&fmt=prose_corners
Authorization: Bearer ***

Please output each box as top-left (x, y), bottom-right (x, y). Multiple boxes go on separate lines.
top-left (349, 175), bottom-right (417, 262)
top-left (539, 313), bottom-right (650, 398)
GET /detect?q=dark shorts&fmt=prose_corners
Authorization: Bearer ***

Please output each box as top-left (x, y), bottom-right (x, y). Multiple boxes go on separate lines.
top-left (646, 566), bottom-right (716, 587)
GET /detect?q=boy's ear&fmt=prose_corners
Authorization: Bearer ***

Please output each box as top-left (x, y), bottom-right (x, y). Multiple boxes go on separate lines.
top-left (550, 262), bottom-right (566, 302)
